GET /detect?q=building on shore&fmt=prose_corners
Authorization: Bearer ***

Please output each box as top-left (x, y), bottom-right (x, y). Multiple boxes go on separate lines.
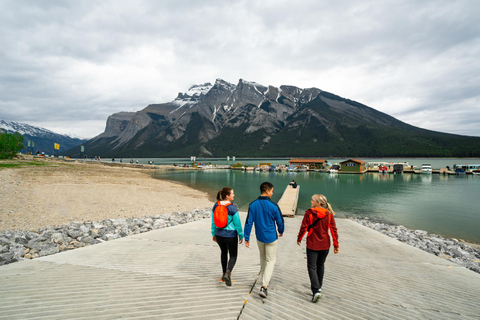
top-left (339, 159), bottom-right (367, 173)
top-left (289, 159), bottom-right (328, 170)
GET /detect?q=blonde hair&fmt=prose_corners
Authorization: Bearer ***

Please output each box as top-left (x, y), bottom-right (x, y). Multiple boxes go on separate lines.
top-left (311, 194), bottom-right (335, 215)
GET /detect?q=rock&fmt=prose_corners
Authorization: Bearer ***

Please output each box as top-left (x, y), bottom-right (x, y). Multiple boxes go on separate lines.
top-left (0, 252), bottom-right (15, 264)
top-left (73, 241), bottom-right (85, 248)
top-left (0, 236), bottom-right (11, 246)
top-left (67, 229), bottom-right (84, 239)
top-left (51, 232), bottom-right (71, 245)
top-left (113, 218), bottom-right (128, 229)
top-left (90, 229), bottom-right (100, 238)
top-left (80, 236), bottom-right (99, 245)
top-left (38, 243), bottom-right (60, 257)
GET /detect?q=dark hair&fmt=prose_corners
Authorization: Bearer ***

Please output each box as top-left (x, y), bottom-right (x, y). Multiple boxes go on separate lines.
top-left (260, 182), bottom-right (274, 194)
top-left (217, 187), bottom-right (233, 201)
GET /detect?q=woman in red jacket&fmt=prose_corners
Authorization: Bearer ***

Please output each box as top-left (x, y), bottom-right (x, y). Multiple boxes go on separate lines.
top-left (297, 194), bottom-right (339, 303)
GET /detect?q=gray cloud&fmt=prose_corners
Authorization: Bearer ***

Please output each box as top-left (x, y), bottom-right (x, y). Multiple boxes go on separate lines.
top-left (0, 0), bottom-right (479, 138)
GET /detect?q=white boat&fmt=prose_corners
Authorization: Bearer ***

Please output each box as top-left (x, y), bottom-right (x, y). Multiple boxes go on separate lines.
top-left (421, 164), bottom-right (432, 173)
top-left (296, 165), bottom-right (308, 172)
top-left (329, 164), bottom-right (340, 173)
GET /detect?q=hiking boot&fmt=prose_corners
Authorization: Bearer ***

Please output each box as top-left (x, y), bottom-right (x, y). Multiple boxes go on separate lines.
top-left (312, 292), bottom-right (322, 303)
top-left (224, 269), bottom-right (232, 286)
top-left (259, 286), bottom-right (268, 298)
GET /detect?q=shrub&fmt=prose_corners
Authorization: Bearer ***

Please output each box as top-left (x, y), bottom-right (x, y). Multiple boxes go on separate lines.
top-left (0, 131), bottom-right (24, 159)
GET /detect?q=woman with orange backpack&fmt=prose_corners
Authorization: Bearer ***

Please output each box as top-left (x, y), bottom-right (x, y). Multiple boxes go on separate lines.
top-left (211, 187), bottom-right (244, 286)
top-left (297, 194), bottom-right (339, 302)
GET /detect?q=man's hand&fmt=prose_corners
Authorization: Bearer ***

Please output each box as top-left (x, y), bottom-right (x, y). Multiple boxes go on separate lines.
top-left (297, 241), bottom-right (301, 246)
top-left (334, 247), bottom-right (339, 254)
top-left (279, 234), bottom-right (283, 237)
top-left (245, 240), bottom-right (250, 248)
top-left (239, 238), bottom-right (243, 244)
top-left (212, 236), bottom-right (216, 242)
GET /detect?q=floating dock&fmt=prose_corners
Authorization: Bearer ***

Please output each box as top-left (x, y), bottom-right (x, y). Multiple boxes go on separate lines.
top-left (278, 185), bottom-right (300, 217)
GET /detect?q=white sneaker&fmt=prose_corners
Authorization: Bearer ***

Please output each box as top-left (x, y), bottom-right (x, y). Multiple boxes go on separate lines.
top-left (312, 292), bottom-right (322, 303)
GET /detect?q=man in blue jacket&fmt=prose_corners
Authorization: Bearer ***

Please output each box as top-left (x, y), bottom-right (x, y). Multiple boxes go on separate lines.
top-left (244, 181), bottom-right (285, 298)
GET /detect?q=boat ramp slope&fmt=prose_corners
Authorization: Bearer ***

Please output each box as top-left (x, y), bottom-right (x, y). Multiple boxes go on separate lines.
top-left (1, 213), bottom-right (479, 319)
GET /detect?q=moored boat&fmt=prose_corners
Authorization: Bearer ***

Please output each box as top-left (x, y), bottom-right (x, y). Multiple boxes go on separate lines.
top-left (329, 164), bottom-right (340, 173)
top-left (421, 164), bottom-right (432, 173)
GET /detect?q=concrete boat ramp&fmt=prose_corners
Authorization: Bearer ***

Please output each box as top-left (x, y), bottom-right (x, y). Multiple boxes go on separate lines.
top-left (1, 213), bottom-right (479, 319)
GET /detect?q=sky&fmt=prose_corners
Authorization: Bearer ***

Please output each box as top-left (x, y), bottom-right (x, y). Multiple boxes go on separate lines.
top-left (1, 0), bottom-right (479, 139)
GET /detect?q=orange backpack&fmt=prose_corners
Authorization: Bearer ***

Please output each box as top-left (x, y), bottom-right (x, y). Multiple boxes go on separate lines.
top-left (214, 201), bottom-right (233, 228)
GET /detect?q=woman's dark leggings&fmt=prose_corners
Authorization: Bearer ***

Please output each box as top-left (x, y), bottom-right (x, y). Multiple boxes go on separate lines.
top-left (216, 235), bottom-right (238, 273)
top-left (306, 248), bottom-right (329, 294)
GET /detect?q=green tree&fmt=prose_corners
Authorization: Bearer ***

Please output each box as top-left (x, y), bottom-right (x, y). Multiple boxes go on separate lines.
top-left (0, 131), bottom-right (24, 159)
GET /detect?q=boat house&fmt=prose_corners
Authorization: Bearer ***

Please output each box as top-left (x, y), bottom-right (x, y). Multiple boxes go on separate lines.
top-left (339, 159), bottom-right (367, 173)
top-left (289, 159), bottom-right (327, 170)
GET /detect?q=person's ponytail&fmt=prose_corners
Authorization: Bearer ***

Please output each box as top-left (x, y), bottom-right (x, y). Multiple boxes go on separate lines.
top-left (312, 194), bottom-right (335, 215)
top-left (217, 187), bottom-right (233, 201)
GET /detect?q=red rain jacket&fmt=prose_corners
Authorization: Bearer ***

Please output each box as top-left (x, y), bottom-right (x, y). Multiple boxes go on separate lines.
top-left (297, 207), bottom-right (339, 250)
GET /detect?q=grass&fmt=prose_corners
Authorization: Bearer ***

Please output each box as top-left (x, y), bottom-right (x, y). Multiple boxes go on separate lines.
top-left (0, 160), bottom-right (55, 169)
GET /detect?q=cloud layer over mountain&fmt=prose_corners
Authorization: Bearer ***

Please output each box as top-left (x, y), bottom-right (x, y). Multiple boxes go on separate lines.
top-left (1, 0), bottom-right (479, 138)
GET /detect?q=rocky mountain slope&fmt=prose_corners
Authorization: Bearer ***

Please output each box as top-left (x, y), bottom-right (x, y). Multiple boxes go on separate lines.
top-left (0, 120), bottom-right (86, 155)
top-left (64, 79), bottom-right (480, 158)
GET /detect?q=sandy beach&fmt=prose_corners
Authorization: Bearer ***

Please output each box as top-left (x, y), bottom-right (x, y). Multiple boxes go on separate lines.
top-left (0, 159), bottom-right (212, 232)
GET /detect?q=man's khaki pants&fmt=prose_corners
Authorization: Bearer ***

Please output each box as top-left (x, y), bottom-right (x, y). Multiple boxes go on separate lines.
top-left (257, 239), bottom-right (278, 287)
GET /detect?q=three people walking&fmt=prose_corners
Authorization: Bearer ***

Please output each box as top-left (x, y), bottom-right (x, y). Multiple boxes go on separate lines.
top-left (212, 183), bottom-right (339, 303)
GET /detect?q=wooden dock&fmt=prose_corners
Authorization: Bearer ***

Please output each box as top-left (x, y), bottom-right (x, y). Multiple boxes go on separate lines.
top-left (278, 185), bottom-right (300, 217)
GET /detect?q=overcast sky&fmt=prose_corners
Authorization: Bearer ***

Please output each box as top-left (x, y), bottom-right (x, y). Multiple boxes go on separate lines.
top-left (1, 0), bottom-right (479, 138)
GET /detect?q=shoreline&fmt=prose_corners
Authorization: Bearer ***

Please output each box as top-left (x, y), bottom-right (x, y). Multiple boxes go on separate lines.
top-left (0, 158), bottom-right (212, 232)
top-left (352, 217), bottom-right (480, 273)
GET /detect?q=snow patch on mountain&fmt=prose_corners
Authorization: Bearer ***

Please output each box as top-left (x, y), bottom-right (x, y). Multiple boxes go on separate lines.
top-left (0, 120), bottom-right (56, 137)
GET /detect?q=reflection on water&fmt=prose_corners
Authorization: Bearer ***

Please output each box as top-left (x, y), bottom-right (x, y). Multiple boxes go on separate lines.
top-left (153, 170), bottom-right (480, 244)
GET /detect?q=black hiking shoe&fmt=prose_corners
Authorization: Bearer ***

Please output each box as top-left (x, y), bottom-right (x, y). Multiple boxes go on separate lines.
top-left (224, 269), bottom-right (232, 286)
top-left (312, 292), bottom-right (322, 302)
top-left (259, 286), bottom-right (268, 298)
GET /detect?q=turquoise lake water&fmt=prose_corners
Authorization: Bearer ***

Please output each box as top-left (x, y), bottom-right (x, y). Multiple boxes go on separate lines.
top-left (146, 158), bottom-right (480, 244)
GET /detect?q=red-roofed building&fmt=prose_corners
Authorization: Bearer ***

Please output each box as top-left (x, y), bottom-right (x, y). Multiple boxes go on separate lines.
top-left (289, 159), bottom-right (327, 170)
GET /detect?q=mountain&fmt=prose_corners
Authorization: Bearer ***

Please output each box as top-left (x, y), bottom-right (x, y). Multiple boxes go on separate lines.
top-left (64, 79), bottom-right (480, 158)
top-left (0, 120), bottom-right (87, 156)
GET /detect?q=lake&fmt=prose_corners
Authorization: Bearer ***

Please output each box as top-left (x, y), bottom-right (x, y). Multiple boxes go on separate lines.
top-left (147, 158), bottom-right (480, 244)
